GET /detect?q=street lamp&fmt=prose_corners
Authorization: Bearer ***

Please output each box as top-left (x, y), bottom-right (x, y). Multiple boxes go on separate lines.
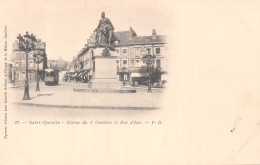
top-left (142, 50), bottom-right (156, 93)
top-left (17, 32), bottom-right (37, 100)
top-left (33, 53), bottom-right (44, 91)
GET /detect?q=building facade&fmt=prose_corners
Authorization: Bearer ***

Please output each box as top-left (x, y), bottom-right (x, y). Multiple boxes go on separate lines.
top-left (71, 27), bottom-right (167, 84)
top-left (11, 39), bottom-right (47, 82)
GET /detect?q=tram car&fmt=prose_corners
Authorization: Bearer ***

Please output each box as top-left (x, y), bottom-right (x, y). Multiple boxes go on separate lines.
top-left (45, 69), bottom-right (59, 85)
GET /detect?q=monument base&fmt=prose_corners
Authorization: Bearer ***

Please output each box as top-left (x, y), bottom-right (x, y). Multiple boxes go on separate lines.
top-left (74, 48), bottom-right (136, 93)
top-left (88, 78), bottom-right (122, 89)
top-left (88, 54), bottom-right (122, 89)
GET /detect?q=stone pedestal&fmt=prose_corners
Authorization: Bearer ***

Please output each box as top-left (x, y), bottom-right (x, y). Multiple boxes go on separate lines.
top-left (88, 54), bottom-right (122, 89)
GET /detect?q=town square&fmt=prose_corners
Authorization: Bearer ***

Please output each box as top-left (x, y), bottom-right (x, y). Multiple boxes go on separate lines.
top-left (7, 11), bottom-right (168, 110)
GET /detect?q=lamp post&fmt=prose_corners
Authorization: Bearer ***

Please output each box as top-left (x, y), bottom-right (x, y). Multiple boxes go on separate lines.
top-left (33, 53), bottom-right (43, 91)
top-left (17, 32), bottom-right (37, 100)
top-left (142, 51), bottom-right (156, 93)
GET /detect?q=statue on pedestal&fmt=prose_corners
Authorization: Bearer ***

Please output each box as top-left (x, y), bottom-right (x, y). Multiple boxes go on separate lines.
top-left (94, 12), bottom-right (117, 53)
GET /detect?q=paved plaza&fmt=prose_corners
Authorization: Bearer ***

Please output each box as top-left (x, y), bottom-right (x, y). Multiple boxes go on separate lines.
top-left (9, 81), bottom-right (166, 110)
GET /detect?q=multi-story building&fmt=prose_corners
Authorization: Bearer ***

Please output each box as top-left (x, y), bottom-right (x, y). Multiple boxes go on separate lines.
top-left (72, 27), bottom-right (167, 84)
top-left (68, 44), bottom-right (94, 81)
top-left (12, 39), bottom-right (47, 82)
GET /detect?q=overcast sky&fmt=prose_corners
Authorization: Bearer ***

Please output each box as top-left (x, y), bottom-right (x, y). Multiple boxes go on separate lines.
top-left (2, 0), bottom-right (172, 61)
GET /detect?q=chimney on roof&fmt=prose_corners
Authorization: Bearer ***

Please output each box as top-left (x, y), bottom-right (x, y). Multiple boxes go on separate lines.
top-left (152, 29), bottom-right (156, 39)
top-left (129, 27), bottom-right (133, 40)
top-left (129, 27), bottom-right (137, 39)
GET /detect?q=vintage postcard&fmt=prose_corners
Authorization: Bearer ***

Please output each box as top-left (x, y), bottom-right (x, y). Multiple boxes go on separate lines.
top-left (1, 0), bottom-right (260, 164)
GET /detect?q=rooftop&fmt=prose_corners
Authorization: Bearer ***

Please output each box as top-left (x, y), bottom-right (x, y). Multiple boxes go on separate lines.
top-left (114, 30), bottom-right (166, 46)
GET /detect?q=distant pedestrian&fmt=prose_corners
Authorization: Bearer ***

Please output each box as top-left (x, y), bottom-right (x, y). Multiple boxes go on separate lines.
top-left (134, 81), bottom-right (138, 87)
top-left (161, 80), bottom-right (166, 87)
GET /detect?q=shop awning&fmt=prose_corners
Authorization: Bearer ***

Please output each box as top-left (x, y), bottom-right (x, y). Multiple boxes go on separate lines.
top-left (82, 70), bottom-right (89, 75)
top-left (71, 72), bottom-right (78, 77)
top-left (76, 69), bottom-right (88, 77)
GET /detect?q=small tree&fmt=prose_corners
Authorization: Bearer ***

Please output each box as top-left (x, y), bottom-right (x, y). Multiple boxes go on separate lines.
top-left (139, 65), bottom-right (161, 85)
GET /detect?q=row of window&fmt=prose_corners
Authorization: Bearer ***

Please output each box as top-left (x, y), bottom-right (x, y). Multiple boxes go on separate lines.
top-left (78, 54), bottom-right (91, 62)
top-left (133, 59), bottom-right (161, 68)
top-left (116, 59), bottom-right (162, 68)
top-left (147, 48), bottom-right (161, 54)
top-left (75, 47), bottom-right (163, 66)
top-left (115, 49), bottom-right (127, 54)
top-left (14, 61), bottom-right (43, 70)
top-left (116, 59), bottom-right (128, 67)
top-left (115, 47), bottom-right (161, 55)
top-left (15, 53), bottom-right (36, 59)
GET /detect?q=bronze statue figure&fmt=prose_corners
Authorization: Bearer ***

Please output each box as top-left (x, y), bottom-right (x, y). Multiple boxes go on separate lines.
top-left (94, 12), bottom-right (117, 51)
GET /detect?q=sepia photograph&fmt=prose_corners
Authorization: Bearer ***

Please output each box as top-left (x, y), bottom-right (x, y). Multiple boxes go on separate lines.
top-left (6, 3), bottom-right (169, 110)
